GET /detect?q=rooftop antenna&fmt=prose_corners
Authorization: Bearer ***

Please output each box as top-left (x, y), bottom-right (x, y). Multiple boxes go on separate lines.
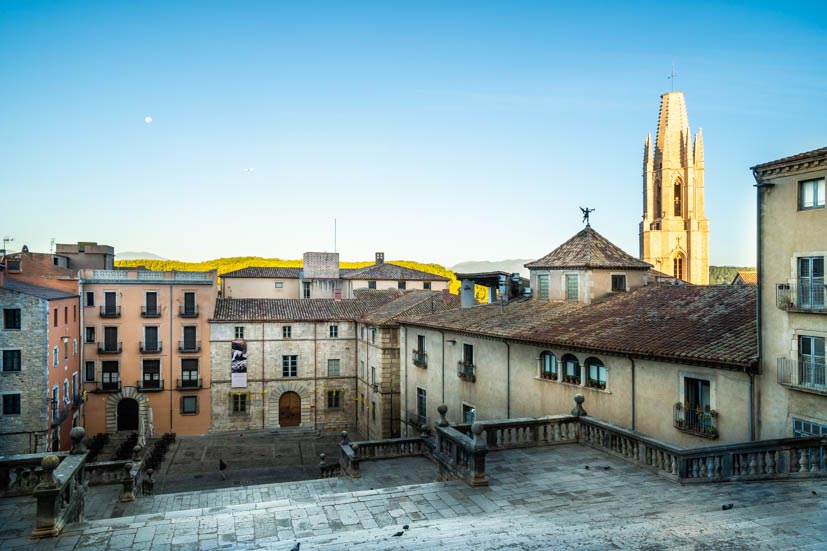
top-left (2, 236), bottom-right (14, 256)
top-left (50, 238), bottom-right (56, 254)
top-left (668, 62), bottom-right (678, 91)
top-left (334, 218), bottom-right (337, 253)
top-left (579, 207), bottom-right (595, 227)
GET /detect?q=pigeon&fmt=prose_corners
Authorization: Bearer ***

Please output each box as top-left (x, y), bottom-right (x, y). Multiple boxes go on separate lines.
top-left (393, 531), bottom-right (404, 537)
top-left (584, 465), bottom-right (590, 470)
top-left (603, 466), bottom-right (613, 471)
top-left (290, 544), bottom-right (300, 551)
top-left (813, 491), bottom-right (817, 495)
top-left (721, 504), bottom-right (734, 511)
top-left (403, 525), bottom-right (410, 530)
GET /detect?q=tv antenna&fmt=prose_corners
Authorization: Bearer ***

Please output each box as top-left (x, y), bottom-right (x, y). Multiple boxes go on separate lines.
top-left (2, 236), bottom-right (14, 255)
top-left (668, 62), bottom-right (678, 91)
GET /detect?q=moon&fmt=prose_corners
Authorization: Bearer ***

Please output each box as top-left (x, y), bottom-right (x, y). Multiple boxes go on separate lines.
top-left (144, 116), bottom-right (153, 124)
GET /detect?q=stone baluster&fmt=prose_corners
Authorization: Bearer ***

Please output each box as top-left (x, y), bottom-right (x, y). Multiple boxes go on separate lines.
top-left (748, 453), bottom-right (758, 475)
top-left (691, 459), bottom-right (699, 478)
top-left (468, 423), bottom-right (489, 486)
top-left (571, 394), bottom-right (587, 417)
top-left (765, 451), bottom-right (775, 475)
top-left (699, 458), bottom-right (707, 478)
top-left (341, 431), bottom-right (349, 445)
top-left (120, 462), bottom-right (136, 502)
top-left (810, 449), bottom-right (819, 473)
top-left (436, 404), bottom-right (449, 428)
top-left (32, 455), bottom-right (61, 538)
top-left (798, 449), bottom-right (809, 473)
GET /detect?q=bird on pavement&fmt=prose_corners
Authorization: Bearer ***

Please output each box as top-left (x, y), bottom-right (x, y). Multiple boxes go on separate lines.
top-left (393, 531), bottom-right (404, 537)
top-left (290, 543), bottom-right (300, 551)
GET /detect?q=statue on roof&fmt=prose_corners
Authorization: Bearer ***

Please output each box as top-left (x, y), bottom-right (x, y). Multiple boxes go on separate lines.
top-left (580, 207), bottom-right (595, 226)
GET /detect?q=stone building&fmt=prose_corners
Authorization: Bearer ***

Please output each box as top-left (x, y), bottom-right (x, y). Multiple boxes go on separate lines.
top-left (399, 284), bottom-right (757, 448)
top-left (221, 252), bottom-right (450, 300)
top-left (752, 146), bottom-right (827, 440)
top-left (0, 274), bottom-right (82, 454)
top-left (525, 224), bottom-right (651, 304)
top-left (79, 268), bottom-right (218, 437)
top-left (639, 91), bottom-right (709, 284)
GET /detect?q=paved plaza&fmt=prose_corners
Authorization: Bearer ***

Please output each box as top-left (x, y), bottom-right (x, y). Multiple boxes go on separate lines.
top-left (1, 443), bottom-right (825, 550)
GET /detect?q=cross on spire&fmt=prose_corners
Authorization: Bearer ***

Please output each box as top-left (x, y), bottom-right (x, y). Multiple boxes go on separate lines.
top-left (579, 207), bottom-right (595, 226)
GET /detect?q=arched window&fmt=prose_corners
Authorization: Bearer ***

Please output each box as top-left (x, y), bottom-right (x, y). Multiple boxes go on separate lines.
top-left (654, 181), bottom-right (662, 218)
top-left (585, 357), bottom-right (607, 390)
top-left (673, 179), bottom-right (683, 217)
top-left (539, 351), bottom-right (557, 380)
top-left (561, 354), bottom-right (580, 385)
top-left (673, 254), bottom-right (685, 281)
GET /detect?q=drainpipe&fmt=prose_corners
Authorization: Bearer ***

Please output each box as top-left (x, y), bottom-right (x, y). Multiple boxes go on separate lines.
top-left (169, 284), bottom-right (173, 433)
top-left (747, 367), bottom-right (755, 441)
top-left (354, 323), bottom-right (359, 434)
top-left (627, 355), bottom-right (636, 431)
top-left (505, 341), bottom-right (511, 418)
top-left (261, 322), bottom-right (265, 429)
top-left (314, 323), bottom-right (317, 431)
top-left (752, 170), bottom-right (768, 441)
top-left (403, 326), bottom-right (407, 437)
top-left (440, 330), bottom-right (445, 403)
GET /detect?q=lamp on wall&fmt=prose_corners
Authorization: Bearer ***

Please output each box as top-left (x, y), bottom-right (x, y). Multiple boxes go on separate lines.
top-left (446, 339), bottom-right (457, 345)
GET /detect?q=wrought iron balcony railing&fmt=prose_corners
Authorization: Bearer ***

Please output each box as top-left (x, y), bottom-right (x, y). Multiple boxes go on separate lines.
top-left (673, 404), bottom-right (718, 439)
top-left (776, 282), bottom-right (826, 312)
top-left (139, 341), bottom-right (163, 353)
top-left (176, 377), bottom-right (202, 390)
top-left (96, 381), bottom-right (121, 393)
top-left (99, 306), bottom-right (121, 318)
top-left (778, 357), bottom-right (827, 394)
top-left (137, 379), bottom-right (164, 392)
top-left (412, 350), bottom-right (428, 368)
top-left (141, 306), bottom-right (161, 318)
top-left (179, 306), bottom-right (199, 318)
top-left (178, 340), bottom-right (201, 353)
top-left (457, 361), bottom-right (476, 382)
top-left (97, 342), bottom-right (122, 354)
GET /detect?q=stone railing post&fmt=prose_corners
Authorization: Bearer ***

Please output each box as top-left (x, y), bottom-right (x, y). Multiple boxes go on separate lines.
top-left (571, 394), bottom-right (587, 418)
top-left (468, 423), bottom-right (489, 486)
top-left (350, 444), bottom-right (361, 478)
top-left (436, 404), bottom-right (449, 428)
top-left (70, 427), bottom-right (87, 455)
top-left (120, 462), bottom-right (136, 502)
top-left (341, 431), bottom-right (349, 445)
top-left (32, 455), bottom-right (61, 538)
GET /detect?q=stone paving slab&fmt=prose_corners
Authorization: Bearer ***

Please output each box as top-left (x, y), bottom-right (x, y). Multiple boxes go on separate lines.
top-left (1, 444), bottom-right (825, 550)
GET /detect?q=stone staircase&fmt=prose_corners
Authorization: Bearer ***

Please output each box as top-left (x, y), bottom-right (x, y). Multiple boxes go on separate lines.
top-left (270, 426), bottom-right (323, 439)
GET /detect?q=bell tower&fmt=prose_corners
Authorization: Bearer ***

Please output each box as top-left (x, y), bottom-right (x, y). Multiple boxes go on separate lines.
top-left (639, 91), bottom-right (709, 284)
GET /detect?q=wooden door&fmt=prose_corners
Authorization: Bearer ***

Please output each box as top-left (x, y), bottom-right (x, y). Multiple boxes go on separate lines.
top-left (278, 392), bottom-right (301, 427)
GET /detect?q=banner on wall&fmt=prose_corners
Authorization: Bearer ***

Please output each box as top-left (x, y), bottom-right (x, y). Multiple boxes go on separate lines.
top-left (231, 339), bottom-right (248, 388)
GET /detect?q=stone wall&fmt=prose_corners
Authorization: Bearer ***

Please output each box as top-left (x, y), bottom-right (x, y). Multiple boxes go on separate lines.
top-left (0, 289), bottom-right (48, 455)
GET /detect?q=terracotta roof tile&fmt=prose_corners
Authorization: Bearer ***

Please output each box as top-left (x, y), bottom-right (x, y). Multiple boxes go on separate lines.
top-left (525, 226), bottom-right (651, 270)
top-left (750, 147), bottom-right (827, 171)
top-left (212, 291), bottom-right (401, 322)
top-left (360, 291), bottom-right (461, 325)
top-left (341, 263), bottom-right (450, 282)
top-left (220, 267), bottom-right (302, 278)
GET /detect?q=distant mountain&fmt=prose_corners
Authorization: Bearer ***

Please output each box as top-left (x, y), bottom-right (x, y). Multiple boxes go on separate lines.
top-left (116, 251), bottom-right (168, 261)
top-left (449, 259), bottom-right (533, 277)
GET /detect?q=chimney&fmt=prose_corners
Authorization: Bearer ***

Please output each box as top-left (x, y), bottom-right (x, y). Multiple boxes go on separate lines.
top-left (334, 288), bottom-right (342, 301)
top-left (442, 288), bottom-right (450, 306)
top-left (375, 252), bottom-right (384, 265)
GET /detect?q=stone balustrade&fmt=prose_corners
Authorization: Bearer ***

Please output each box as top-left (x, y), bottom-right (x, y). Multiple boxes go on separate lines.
top-left (0, 452), bottom-right (69, 497)
top-left (339, 431), bottom-right (430, 478)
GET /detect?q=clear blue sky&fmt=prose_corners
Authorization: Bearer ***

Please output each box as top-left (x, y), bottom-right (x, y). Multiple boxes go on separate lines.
top-left (1, 1), bottom-right (825, 267)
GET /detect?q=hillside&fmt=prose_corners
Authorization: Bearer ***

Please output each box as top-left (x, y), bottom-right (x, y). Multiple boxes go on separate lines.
top-left (709, 266), bottom-right (756, 285)
top-left (114, 257), bottom-right (490, 302)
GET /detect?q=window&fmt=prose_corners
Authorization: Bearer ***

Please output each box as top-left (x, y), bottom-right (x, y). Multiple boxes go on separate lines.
top-left (181, 396), bottom-right (199, 415)
top-left (417, 335), bottom-right (426, 354)
top-left (282, 355), bottom-right (298, 377)
top-left (537, 274), bottom-right (549, 300)
top-left (303, 282), bottom-right (311, 299)
top-left (329, 325), bottom-right (338, 338)
top-left (282, 326), bottom-right (292, 339)
top-left (63, 339), bottom-right (68, 360)
top-left (799, 335), bottom-right (826, 389)
top-left (416, 388), bottom-right (427, 426)
top-left (360, 360), bottom-right (366, 379)
top-left (54, 308), bottom-right (58, 327)
top-left (73, 305), bottom-right (76, 322)
top-left (360, 326), bottom-right (365, 340)
top-left (565, 275), bottom-right (578, 301)
top-left (232, 393), bottom-right (248, 413)
top-left (371, 365), bottom-right (377, 386)
top-left (423, 282), bottom-right (431, 290)
top-left (85, 292), bottom-right (94, 307)
top-left (142, 359), bottom-right (161, 389)
top-left (539, 351), bottom-right (557, 380)
top-left (327, 359), bottom-right (341, 377)
top-left (85, 327), bottom-right (96, 343)
top-left (63, 380), bottom-right (69, 404)
top-left (799, 178), bottom-right (825, 210)
top-left (145, 292), bottom-right (158, 315)
top-left (275, 281), bottom-right (284, 289)
top-left (53, 346), bottom-right (58, 367)
top-left (326, 390), bottom-right (341, 409)
top-left (673, 255), bottom-right (684, 281)
top-left (684, 377), bottom-right (711, 411)
top-left (585, 357), bottom-right (607, 390)
top-left (73, 338), bottom-right (77, 356)
top-left (368, 281), bottom-right (376, 290)
top-left (2, 350), bottom-right (21, 372)
top-left (398, 281), bottom-right (406, 290)
top-left (371, 401), bottom-right (376, 421)
top-left (52, 387), bottom-right (58, 418)
top-left (673, 180), bottom-right (682, 217)
top-left (370, 328), bottom-right (376, 343)
top-left (462, 343), bottom-right (474, 366)
top-left (798, 257), bottom-right (824, 309)
top-left (182, 326), bottom-right (197, 351)
top-left (103, 292), bottom-right (117, 316)
top-left (234, 326), bottom-right (244, 339)
top-left (101, 361), bottom-right (119, 391)
top-left (2, 394), bottom-right (21, 415)
top-left (181, 358), bottom-right (199, 387)
top-left (182, 292), bottom-right (197, 316)
top-left (360, 392), bottom-right (365, 412)
top-left (611, 274), bottom-right (626, 292)
top-left (72, 373), bottom-right (77, 401)
top-left (655, 180), bottom-right (662, 217)
top-left (103, 326), bottom-right (119, 352)
top-left (3, 309), bottom-right (21, 330)
top-left (562, 354), bottom-right (581, 384)
top-left (462, 404), bottom-right (476, 424)
top-left (64, 306), bottom-right (68, 325)
top-left (144, 326), bottom-right (160, 352)
top-left (793, 418), bottom-right (827, 437)
top-left (85, 361), bottom-right (95, 382)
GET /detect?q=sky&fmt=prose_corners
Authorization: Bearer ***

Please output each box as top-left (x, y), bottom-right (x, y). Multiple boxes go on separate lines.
top-left (1, 1), bottom-right (825, 267)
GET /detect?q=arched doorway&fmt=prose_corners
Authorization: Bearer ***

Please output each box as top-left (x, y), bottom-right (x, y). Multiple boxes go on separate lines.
top-left (279, 392), bottom-right (301, 427)
top-left (117, 398), bottom-right (139, 431)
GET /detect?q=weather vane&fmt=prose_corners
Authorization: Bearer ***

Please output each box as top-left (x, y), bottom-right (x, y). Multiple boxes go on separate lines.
top-left (668, 62), bottom-right (677, 91)
top-left (580, 207), bottom-right (595, 226)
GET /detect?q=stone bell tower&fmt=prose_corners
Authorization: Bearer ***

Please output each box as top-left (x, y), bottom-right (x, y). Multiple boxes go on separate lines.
top-left (639, 91), bottom-right (709, 284)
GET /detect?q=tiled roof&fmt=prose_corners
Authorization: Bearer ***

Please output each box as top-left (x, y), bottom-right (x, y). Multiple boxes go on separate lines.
top-left (750, 147), bottom-right (827, 171)
top-left (220, 267), bottom-right (302, 278)
top-left (403, 285), bottom-right (757, 369)
top-left (0, 279), bottom-right (76, 300)
top-left (212, 291), bottom-right (401, 322)
top-left (732, 271), bottom-right (757, 285)
top-left (341, 263), bottom-right (450, 282)
top-left (524, 226), bottom-right (651, 270)
top-left (360, 291), bottom-right (462, 325)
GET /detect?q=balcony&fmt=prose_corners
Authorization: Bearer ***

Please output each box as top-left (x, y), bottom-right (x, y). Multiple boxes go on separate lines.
top-left (413, 350), bottom-right (428, 368)
top-left (97, 342), bottom-right (122, 354)
top-left (95, 381), bottom-right (120, 393)
top-left (139, 341), bottom-right (163, 354)
top-left (457, 361), bottom-right (476, 382)
top-left (99, 306), bottom-right (121, 318)
top-left (408, 413), bottom-right (428, 429)
top-left (141, 306), bottom-right (161, 318)
top-left (137, 379), bottom-right (164, 392)
top-left (776, 282), bottom-right (826, 313)
top-left (673, 404), bottom-right (718, 439)
top-left (71, 393), bottom-right (83, 411)
top-left (778, 357), bottom-right (827, 395)
top-left (179, 340), bottom-right (201, 353)
top-left (50, 406), bottom-right (69, 427)
top-left (179, 306), bottom-right (199, 318)
top-left (176, 377), bottom-right (202, 390)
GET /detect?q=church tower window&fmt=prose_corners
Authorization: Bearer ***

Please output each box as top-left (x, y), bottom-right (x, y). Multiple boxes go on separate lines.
top-left (673, 255), bottom-right (684, 281)
top-left (674, 180), bottom-right (682, 217)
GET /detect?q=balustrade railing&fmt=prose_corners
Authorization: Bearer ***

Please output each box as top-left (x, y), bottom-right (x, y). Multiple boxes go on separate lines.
top-left (778, 357), bottom-right (827, 393)
top-left (0, 452), bottom-right (69, 497)
top-left (339, 431), bottom-right (430, 478)
top-left (776, 282), bottom-right (826, 312)
top-left (673, 405), bottom-right (719, 438)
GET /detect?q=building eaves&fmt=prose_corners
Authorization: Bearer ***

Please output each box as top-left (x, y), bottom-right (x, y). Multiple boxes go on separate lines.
top-left (0, 279), bottom-right (76, 301)
top-left (341, 263), bottom-right (450, 282)
top-left (524, 226), bottom-right (652, 271)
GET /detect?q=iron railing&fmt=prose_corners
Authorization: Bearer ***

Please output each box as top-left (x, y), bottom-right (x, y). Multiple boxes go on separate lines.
top-left (673, 404), bottom-right (718, 439)
top-left (776, 282), bottom-right (826, 312)
top-left (137, 379), bottom-right (164, 392)
top-left (176, 377), bottom-right (202, 389)
top-left (99, 306), bottom-right (121, 318)
top-left (412, 350), bottom-right (428, 368)
top-left (97, 342), bottom-right (122, 354)
top-left (179, 306), bottom-right (199, 318)
top-left (457, 361), bottom-right (476, 382)
top-left (178, 340), bottom-right (201, 352)
top-left (139, 341), bottom-right (163, 353)
top-left (96, 381), bottom-right (120, 393)
top-left (778, 357), bottom-right (827, 393)
top-left (141, 306), bottom-right (161, 318)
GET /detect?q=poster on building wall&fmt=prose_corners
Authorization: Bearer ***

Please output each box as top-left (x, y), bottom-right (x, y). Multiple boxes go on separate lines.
top-left (231, 339), bottom-right (247, 388)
